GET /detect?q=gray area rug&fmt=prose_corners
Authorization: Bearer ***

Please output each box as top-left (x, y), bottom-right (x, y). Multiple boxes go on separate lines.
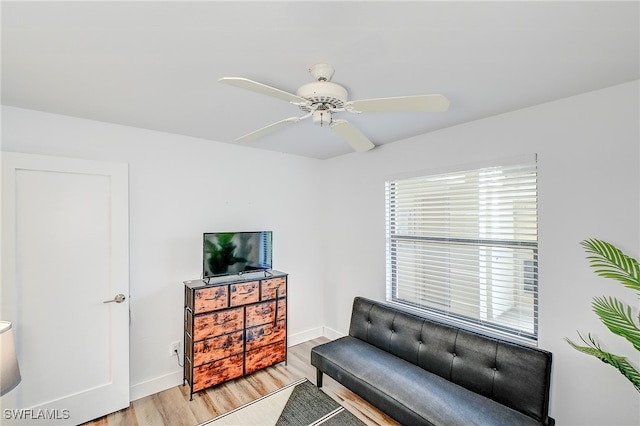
top-left (275, 379), bottom-right (364, 426)
top-left (201, 378), bottom-right (365, 426)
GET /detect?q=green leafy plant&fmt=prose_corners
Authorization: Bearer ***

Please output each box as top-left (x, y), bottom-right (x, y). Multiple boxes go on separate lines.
top-left (566, 239), bottom-right (640, 392)
top-left (204, 233), bottom-right (247, 275)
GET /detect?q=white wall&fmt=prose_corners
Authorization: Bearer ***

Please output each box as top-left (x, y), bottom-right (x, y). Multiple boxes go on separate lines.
top-left (320, 80), bottom-right (640, 425)
top-left (0, 106), bottom-right (326, 399)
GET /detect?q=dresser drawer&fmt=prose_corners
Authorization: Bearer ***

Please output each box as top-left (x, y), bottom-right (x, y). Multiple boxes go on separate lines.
top-left (245, 341), bottom-right (286, 374)
top-left (245, 299), bottom-right (286, 328)
top-left (245, 319), bottom-right (286, 352)
top-left (193, 354), bottom-right (244, 392)
top-left (194, 330), bottom-right (244, 366)
top-left (193, 307), bottom-right (244, 341)
top-left (261, 277), bottom-right (286, 300)
top-left (194, 286), bottom-right (228, 314)
top-left (230, 281), bottom-right (259, 306)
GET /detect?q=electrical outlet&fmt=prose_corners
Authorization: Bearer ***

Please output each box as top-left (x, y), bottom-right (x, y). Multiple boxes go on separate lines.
top-left (170, 341), bottom-right (180, 356)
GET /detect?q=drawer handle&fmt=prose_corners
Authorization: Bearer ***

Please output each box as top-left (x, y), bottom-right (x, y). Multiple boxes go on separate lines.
top-left (273, 288), bottom-right (279, 326)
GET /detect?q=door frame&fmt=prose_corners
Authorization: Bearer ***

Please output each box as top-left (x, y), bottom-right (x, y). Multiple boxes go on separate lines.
top-left (1, 151), bottom-right (130, 424)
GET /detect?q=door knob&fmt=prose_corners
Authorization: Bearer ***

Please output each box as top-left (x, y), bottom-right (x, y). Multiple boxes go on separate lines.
top-left (104, 294), bottom-right (126, 304)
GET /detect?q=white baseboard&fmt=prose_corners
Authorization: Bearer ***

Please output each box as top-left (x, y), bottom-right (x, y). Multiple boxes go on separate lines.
top-left (130, 370), bottom-right (183, 402)
top-left (129, 326), bottom-right (346, 402)
top-left (287, 327), bottom-right (324, 346)
top-left (322, 326), bottom-right (345, 341)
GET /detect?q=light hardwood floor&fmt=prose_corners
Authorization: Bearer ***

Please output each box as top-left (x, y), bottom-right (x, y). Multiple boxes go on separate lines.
top-left (82, 337), bottom-right (399, 426)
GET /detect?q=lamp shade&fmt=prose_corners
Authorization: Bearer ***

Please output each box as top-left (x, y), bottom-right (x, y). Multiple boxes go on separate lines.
top-left (1, 321), bottom-right (21, 396)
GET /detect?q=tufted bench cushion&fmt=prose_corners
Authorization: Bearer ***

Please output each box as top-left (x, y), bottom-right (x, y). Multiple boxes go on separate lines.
top-left (311, 297), bottom-right (554, 426)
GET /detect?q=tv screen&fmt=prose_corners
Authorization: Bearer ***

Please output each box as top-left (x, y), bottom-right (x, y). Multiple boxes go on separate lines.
top-left (203, 231), bottom-right (272, 277)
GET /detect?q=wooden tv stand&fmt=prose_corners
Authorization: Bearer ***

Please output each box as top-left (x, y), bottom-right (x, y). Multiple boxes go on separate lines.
top-left (183, 270), bottom-right (287, 399)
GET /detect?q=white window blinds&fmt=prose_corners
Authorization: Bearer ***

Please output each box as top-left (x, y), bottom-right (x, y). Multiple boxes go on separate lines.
top-left (385, 158), bottom-right (538, 343)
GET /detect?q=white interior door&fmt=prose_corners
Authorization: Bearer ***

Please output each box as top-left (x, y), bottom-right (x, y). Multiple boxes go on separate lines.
top-left (1, 152), bottom-right (129, 425)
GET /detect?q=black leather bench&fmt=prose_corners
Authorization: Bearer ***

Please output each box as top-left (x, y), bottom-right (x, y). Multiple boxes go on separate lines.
top-left (311, 297), bottom-right (554, 426)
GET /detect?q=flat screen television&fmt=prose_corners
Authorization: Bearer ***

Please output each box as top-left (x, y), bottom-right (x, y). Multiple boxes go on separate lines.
top-left (203, 231), bottom-right (272, 278)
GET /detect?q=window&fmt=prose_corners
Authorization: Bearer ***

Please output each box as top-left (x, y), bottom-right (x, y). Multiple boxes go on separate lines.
top-left (385, 156), bottom-right (538, 343)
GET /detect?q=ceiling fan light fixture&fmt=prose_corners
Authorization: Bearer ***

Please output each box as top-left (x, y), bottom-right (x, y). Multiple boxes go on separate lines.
top-left (296, 81), bottom-right (348, 111)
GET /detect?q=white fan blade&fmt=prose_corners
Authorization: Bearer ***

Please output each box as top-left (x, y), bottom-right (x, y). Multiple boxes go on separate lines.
top-left (219, 77), bottom-right (308, 104)
top-left (235, 116), bottom-right (303, 143)
top-left (347, 94), bottom-right (450, 113)
top-left (330, 119), bottom-right (375, 152)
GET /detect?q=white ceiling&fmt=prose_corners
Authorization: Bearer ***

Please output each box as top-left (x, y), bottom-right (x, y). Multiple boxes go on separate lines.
top-left (2, 1), bottom-right (639, 159)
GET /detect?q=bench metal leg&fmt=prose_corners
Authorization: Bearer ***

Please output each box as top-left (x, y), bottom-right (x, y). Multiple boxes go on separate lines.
top-left (316, 369), bottom-right (323, 388)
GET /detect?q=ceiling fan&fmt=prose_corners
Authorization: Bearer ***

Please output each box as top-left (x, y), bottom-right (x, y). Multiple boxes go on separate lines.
top-left (219, 64), bottom-right (450, 152)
